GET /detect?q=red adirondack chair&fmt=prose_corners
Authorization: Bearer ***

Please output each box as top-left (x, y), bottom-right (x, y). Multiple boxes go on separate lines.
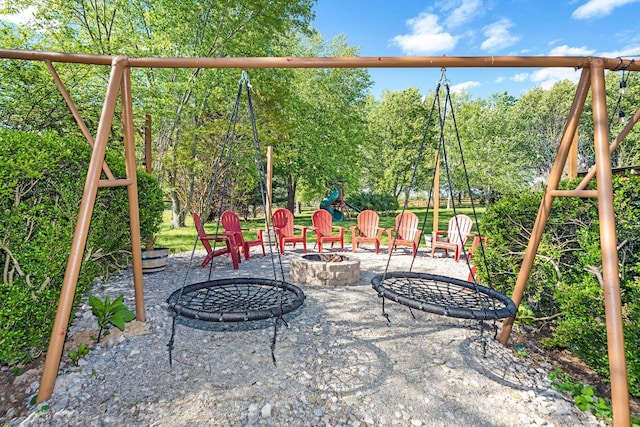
top-left (467, 235), bottom-right (487, 261)
top-left (466, 236), bottom-right (487, 281)
top-left (220, 210), bottom-right (265, 260)
top-left (387, 211), bottom-right (423, 256)
top-left (192, 213), bottom-right (240, 269)
top-left (431, 214), bottom-right (473, 261)
top-left (272, 208), bottom-right (307, 254)
top-left (311, 209), bottom-right (345, 253)
top-left (350, 210), bottom-right (385, 254)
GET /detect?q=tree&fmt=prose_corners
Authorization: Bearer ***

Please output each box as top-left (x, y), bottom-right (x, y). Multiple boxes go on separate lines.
top-left (456, 91), bottom-right (533, 202)
top-left (512, 80), bottom-right (577, 182)
top-left (2, 0), bottom-right (317, 226)
top-left (579, 70), bottom-right (640, 170)
top-left (364, 88), bottom-right (431, 198)
top-left (268, 32), bottom-right (372, 212)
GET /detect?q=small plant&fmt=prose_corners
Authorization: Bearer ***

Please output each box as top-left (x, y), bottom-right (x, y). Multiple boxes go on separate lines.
top-left (10, 366), bottom-right (24, 377)
top-left (67, 343), bottom-right (89, 366)
top-left (88, 294), bottom-right (136, 343)
top-left (547, 369), bottom-right (613, 420)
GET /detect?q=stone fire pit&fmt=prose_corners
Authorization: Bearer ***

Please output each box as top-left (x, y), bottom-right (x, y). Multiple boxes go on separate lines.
top-left (290, 253), bottom-right (360, 286)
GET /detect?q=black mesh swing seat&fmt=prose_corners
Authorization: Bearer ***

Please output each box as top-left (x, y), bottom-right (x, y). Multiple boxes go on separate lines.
top-left (166, 72), bottom-right (305, 366)
top-left (371, 272), bottom-right (517, 320)
top-left (167, 278), bottom-right (305, 322)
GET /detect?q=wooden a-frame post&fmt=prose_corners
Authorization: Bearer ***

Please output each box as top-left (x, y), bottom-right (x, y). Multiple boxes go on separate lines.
top-left (498, 61), bottom-right (631, 425)
top-left (37, 57), bottom-right (146, 403)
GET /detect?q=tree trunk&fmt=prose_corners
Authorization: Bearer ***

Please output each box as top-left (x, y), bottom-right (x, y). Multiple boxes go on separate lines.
top-left (286, 175), bottom-right (297, 213)
top-left (170, 189), bottom-right (183, 228)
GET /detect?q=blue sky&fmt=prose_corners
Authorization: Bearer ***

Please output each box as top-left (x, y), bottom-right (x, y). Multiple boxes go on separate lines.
top-left (312, 0), bottom-right (640, 99)
top-left (2, 1), bottom-right (640, 99)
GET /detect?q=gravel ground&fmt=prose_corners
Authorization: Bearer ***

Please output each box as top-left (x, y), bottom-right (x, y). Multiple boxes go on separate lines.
top-left (5, 245), bottom-right (604, 426)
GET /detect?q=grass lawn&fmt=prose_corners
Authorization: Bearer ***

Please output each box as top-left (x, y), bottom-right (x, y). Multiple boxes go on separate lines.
top-left (153, 206), bottom-right (485, 254)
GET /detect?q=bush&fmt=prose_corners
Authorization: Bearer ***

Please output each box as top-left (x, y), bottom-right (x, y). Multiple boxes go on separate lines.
top-left (480, 176), bottom-right (640, 397)
top-left (0, 129), bottom-right (164, 365)
top-left (346, 191), bottom-right (399, 215)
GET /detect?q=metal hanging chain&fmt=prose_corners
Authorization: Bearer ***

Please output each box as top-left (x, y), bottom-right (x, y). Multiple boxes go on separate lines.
top-left (202, 75), bottom-right (246, 279)
top-left (436, 77), bottom-right (499, 336)
top-left (176, 74), bottom-right (245, 291)
top-left (441, 82), bottom-right (498, 332)
top-left (169, 74), bottom-right (246, 365)
top-left (243, 70), bottom-right (290, 365)
top-left (442, 82), bottom-right (491, 289)
top-left (439, 82), bottom-right (479, 285)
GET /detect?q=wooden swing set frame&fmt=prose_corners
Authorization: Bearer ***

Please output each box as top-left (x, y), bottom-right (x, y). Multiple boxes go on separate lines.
top-left (1, 49), bottom-right (639, 426)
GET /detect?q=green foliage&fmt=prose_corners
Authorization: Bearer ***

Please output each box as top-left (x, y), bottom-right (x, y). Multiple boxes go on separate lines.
top-left (364, 88), bottom-right (431, 197)
top-left (481, 175), bottom-right (640, 397)
top-left (548, 369), bottom-right (613, 420)
top-left (88, 294), bottom-right (136, 343)
top-left (0, 129), bottom-right (164, 365)
top-left (346, 192), bottom-right (399, 215)
top-left (67, 343), bottom-right (89, 366)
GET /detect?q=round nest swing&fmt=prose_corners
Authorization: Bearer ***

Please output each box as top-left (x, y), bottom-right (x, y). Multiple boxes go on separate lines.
top-left (167, 278), bottom-right (305, 322)
top-left (371, 272), bottom-right (517, 320)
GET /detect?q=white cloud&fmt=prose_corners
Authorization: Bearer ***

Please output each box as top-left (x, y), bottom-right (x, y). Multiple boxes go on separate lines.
top-left (530, 68), bottom-right (581, 89)
top-left (450, 81), bottom-right (480, 94)
top-left (444, 0), bottom-right (483, 28)
top-left (494, 76), bottom-right (506, 83)
top-left (390, 13), bottom-right (459, 55)
top-left (512, 73), bottom-right (529, 82)
top-left (0, 6), bottom-right (35, 25)
top-left (549, 45), bottom-right (596, 56)
top-left (572, 0), bottom-right (640, 20)
top-left (598, 46), bottom-right (640, 58)
top-left (480, 18), bottom-right (519, 52)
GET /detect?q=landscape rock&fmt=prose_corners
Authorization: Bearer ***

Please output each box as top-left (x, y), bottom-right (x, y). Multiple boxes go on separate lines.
top-left (4, 247), bottom-right (606, 426)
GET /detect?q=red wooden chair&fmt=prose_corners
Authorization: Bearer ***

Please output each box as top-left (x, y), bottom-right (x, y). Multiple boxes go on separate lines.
top-left (220, 210), bottom-right (265, 260)
top-left (311, 209), bottom-right (344, 253)
top-left (466, 236), bottom-right (487, 281)
top-left (272, 208), bottom-right (307, 254)
top-left (467, 235), bottom-right (487, 261)
top-left (350, 210), bottom-right (385, 254)
top-left (431, 214), bottom-right (473, 261)
top-left (192, 213), bottom-right (240, 269)
top-left (387, 211), bottom-right (422, 256)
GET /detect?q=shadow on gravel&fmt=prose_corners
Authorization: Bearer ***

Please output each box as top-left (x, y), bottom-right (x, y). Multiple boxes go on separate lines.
top-left (459, 335), bottom-right (550, 394)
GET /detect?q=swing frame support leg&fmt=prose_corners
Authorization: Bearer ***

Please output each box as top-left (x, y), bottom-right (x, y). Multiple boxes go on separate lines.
top-left (498, 62), bottom-right (631, 427)
top-left (590, 59), bottom-right (631, 427)
top-left (498, 67), bottom-right (590, 343)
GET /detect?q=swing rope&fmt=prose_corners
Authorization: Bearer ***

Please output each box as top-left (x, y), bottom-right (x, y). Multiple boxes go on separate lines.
top-left (372, 69), bottom-right (516, 323)
top-left (167, 71), bottom-right (304, 367)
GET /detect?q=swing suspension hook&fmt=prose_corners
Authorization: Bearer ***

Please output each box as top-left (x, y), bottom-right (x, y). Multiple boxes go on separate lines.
top-left (438, 67), bottom-right (450, 86)
top-left (240, 69), bottom-right (252, 88)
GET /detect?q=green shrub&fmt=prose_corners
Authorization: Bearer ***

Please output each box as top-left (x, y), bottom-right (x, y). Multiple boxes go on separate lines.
top-left (346, 191), bottom-right (399, 215)
top-left (0, 129), bottom-right (164, 365)
top-left (480, 176), bottom-right (640, 397)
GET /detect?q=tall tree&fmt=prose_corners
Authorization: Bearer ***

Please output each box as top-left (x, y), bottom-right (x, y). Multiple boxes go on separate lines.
top-left (2, 0), bottom-right (316, 226)
top-left (512, 80), bottom-right (577, 182)
top-left (456, 92), bottom-right (532, 202)
top-left (364, 88), bottom-right (431, 198)
top-left (270, 33), bottom-right (371, 212)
